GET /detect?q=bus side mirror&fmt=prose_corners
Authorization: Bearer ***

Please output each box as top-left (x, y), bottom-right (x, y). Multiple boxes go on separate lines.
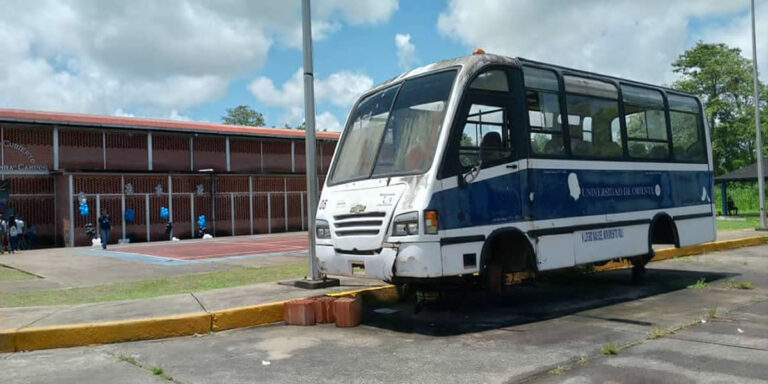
top-left (458, 146), bottom-right (483, 187)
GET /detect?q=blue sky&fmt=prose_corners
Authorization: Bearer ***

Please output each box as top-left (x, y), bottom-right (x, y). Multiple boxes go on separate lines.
top-left (0, 1), bottom-right (765, 131)
top-left (189, 1), bottom-right (466, 129)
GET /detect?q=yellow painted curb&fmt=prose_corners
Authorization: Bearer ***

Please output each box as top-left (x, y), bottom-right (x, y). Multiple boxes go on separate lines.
top-left (9, 312), bottom-right (210, 352)
top-left (211, 301), bottom-right (286, 332)
top-left (0, 328), bottom-right (16, 353)
top-left (595, 235), bottom-right (768, 272)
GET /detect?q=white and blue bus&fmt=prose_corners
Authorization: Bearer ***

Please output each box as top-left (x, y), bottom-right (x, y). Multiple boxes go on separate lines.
top-left (315, 52), bottom-right (714, 292)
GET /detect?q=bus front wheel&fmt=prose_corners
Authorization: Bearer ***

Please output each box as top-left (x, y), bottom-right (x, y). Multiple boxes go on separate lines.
top-left (630, 254), bottom-right (652, 284)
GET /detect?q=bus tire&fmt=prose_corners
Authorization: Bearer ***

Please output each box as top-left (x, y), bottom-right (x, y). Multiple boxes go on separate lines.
top-left (481, 229), bottom-right (534, 294)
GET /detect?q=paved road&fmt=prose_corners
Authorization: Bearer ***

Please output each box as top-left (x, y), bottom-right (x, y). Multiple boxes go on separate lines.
top-left (2, 244), bottom-right (767, 383)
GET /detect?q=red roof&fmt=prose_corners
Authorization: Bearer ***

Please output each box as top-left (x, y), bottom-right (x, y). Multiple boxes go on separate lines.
top-left (0, 108), bottom-right (340, 140)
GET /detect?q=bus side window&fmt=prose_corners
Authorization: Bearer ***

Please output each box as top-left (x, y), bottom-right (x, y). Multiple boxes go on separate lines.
top-left (622, 85), bottom-right (669, 160)
top-left (459, 104), bottom-right (511, 168)
top-left (564, 76), bottom-right (622, 159)
top-left (668, 94), bottom-right (706, 163)
top-left (523, 67), bottom-right (564, 156)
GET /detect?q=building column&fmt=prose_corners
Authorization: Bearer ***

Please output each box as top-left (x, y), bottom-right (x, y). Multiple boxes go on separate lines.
top-left (102, 131), bottom-right (107, 169)
top-left (291, 141), bottom-right (296, 173)
top-left (267, 193), bottom-right (272, 234)
top-left (190, 193), bottom-right (195, 237)
top-left (145, 194), bottom-right (150, 242)
top-left (284, 178), bottom-right (288, 232)
top-left (168, 175), bottom-right (173, 223)
top-left (147, 132), bottom-right (153, 171)
top-left (249, 176), bottom-right (254, 235)
top-left (225, 136), bottom-right (231, 172)
top-left (68, 174), bottom-right (75, 247)
top-left (189, 136), bottom-right (194, 171)
top-left (53, 125), bottom-right (59, 170)
top-left (230, 192), bottom-right (235, 236)
top-left (721, 182), bottom-right (728, 216)
top-left (121, 176), bottom-right (126, 240)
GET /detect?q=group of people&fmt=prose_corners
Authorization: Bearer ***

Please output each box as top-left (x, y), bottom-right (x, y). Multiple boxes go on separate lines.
top-left (0, 213), bottom-right (34, 253)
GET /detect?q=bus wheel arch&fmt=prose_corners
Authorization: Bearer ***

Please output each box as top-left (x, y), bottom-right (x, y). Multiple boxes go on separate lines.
top-left (648, 213), bottom-right (679, 252)
top-left (480, 228), bottom-right (535, 293)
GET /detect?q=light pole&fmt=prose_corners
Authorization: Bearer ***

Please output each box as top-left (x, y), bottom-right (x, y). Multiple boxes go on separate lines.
top-left (751, 0), bottom-right (766, 230)
top-left (295, 0), bottom-right (339, 288)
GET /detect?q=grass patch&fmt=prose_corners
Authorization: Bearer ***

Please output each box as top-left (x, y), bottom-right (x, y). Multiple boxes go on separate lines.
top-left (648, 326), bottom-right (673, 339)
top-left (117, 354), bottom-right (139, 365)
top-left (687, 278), bottom-right (709, 289)
top-left (723, 280), bottom-right (755, 290)
top-left (0, 262), bottom-right (307, 307)
top-left (601, 343), bottom-right (618, 356)
top-left (151, 366), bottom-right (164, 375)
top-left (578, 355), bottom-right (589, 366)
top-left (0, 265), bottom-right (37, 282)
top-left (548, 365), bottom-right (566, 375)
top-left (716, 216), bottom-right (761, 231)
top-left (707, 305), bottom-right (719, 320)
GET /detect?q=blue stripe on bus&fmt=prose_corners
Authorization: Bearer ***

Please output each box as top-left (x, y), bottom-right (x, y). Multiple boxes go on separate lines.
top-left (429, 169), bottom-right (713, 230)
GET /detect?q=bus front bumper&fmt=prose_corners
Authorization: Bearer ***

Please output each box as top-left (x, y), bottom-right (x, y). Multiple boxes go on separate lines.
top-left (316, 242), bottom-right (442, 281)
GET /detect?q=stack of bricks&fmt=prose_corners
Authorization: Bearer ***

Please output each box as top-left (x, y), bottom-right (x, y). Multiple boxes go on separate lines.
top-left (283, 298), bottom-right (315, 326)
top-left (283, 295), bottom-right (362, 327)
top-left (332, 296), bottom-right (362, 328)
top-left (313, 296), bottom-right (336, 323)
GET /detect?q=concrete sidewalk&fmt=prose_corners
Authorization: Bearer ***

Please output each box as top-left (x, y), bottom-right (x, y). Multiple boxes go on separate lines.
top-left (0, 276), bottom-right (379, 330)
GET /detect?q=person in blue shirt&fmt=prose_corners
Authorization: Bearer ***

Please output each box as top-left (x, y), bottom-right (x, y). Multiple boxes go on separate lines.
top-left (97, 210), bottom-right (111, 250)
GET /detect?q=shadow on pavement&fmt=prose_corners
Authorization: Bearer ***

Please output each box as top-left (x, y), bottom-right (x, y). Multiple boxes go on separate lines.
top-left (363, 268), bottom-right (737, 336)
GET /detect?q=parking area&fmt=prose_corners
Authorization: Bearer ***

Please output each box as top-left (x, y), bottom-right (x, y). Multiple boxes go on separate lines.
top-left (3, 243), bottom-right (766, 383)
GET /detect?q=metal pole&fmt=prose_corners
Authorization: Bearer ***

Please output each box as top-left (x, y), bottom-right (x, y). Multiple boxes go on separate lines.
top-left (752, 0), bottom-right (766, 229)
top-left (302, 0), bottom-right (321, 280)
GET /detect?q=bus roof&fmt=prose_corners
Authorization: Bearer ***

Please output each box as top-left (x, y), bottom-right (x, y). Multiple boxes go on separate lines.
top-left (368, 53), bottom-right (696, 100)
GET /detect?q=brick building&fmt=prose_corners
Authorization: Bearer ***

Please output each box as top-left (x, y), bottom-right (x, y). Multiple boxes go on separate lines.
top-left (0, 108), bottom-right (338, 247)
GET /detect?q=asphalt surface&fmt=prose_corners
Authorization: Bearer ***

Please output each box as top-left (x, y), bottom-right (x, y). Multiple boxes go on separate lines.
top-left (2, 244), bottom-right (767, 384)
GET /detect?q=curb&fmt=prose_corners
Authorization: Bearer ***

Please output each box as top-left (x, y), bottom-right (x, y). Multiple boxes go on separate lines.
top-left (1, 236), bottom-right (765, 353)
top-left (0, 285), bottom-right (399, 353)
top-left (594, 235), bottom-right (768, 271)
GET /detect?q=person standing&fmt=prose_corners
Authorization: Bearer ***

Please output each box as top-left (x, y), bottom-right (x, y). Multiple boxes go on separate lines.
top-left (0, 213), bottom-right (6, 254)
top-left (97, 210), bottom-right (111, 250)
top-left (16, 215), bottom-right (25, 249)
top-left (8, 216), bottom-right (18, 254)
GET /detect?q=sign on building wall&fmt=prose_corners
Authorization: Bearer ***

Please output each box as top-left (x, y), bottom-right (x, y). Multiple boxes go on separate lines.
top-left (1, 139), bottom-right (49, 174)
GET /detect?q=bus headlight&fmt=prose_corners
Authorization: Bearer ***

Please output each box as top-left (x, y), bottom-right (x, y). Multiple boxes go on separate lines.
top-left (424, 210), bottom-right (438, 234)
top-left (392, 211), bottom-right (418, 236)
top-left (316, 219), bottom-right (331, 239)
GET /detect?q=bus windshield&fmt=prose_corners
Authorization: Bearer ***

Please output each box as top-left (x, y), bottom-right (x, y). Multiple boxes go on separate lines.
top-left (329, 70), bottom-right (456, 185)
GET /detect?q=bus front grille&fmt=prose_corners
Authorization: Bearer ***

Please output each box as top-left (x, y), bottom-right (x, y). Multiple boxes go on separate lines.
top-left (333, 211), bottom-right (386, 237)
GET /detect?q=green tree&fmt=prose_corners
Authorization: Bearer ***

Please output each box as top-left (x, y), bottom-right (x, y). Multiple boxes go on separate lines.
top-left (671, 42), bottom-right (765, 174)
top-left (221, 105), bottom-right (265, 126)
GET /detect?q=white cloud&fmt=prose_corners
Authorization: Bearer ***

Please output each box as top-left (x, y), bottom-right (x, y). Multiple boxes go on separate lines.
top-left (437, 0), bottom-right (757, 85)
top-left (316, 111), bottom-right (343, 132)
top-left (248, 68), bottom-right (372, 129)
top-left (0, 0), bottom-right (397, 119)
top-left (395, 33), bottom-right (417, 70)
top-left (700, 3), bottom-right (768, 82)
